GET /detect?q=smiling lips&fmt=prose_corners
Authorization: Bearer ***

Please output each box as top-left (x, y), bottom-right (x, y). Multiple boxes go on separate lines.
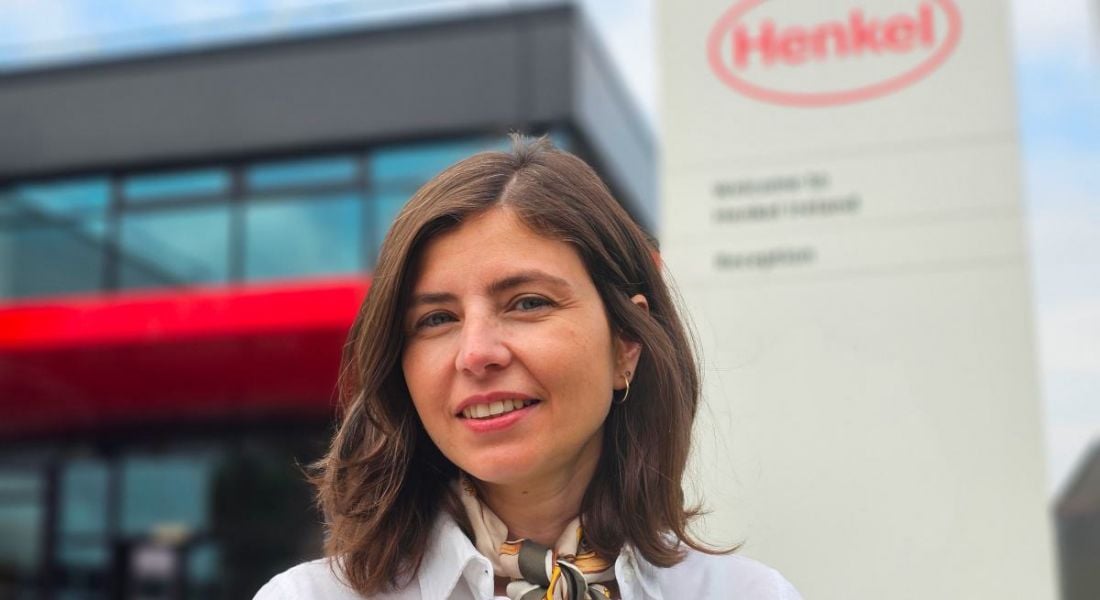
top-left (461, 398), bottom-right (539, 420)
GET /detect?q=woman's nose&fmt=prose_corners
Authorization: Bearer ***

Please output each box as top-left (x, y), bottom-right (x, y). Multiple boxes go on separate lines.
top-left (454, 315), bottom-right (511, 377)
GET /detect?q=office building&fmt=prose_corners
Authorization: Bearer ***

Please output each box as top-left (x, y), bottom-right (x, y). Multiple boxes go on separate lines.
top-left (0, 4), bottom-right (653, 597)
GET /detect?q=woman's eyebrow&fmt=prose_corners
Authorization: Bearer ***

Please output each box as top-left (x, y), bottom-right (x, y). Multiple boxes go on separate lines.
top-left (487, 270), bottom-right (572, 296)
top-left (408, 270), bottom-right (572, 309)
top-left (407, 291), bottom-right (456, 309)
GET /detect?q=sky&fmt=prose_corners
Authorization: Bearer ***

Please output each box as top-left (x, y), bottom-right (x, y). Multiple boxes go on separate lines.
top-left (1009, 0), bottom-right (1100, 500)
top-left (0, 0), bottom-right (1096, 499)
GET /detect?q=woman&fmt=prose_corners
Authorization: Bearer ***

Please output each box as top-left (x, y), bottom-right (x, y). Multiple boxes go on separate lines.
top-left (255, 136), bottom-right (802, 599)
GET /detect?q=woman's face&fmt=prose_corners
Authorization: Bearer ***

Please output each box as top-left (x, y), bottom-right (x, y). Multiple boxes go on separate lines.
top-left (401, 207), bottom-right (642, 487)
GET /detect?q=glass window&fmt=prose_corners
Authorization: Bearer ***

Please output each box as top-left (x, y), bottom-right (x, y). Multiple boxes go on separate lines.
top-left (56, 458), bottom-right (108, 599)
top-left (0, 221), bottom-right (106, 299)
top-left (0, 188), bottom-right (16, 219)
top-left (547, 128), bottom-right (574, 152)
top-left (369, 137), bottom-right (511, 185)
top-left (369, 189), bottom-right (413, 263)
top-left (119, 206), bottom-right (230, 289)
top-left (187, 542), bottom-right (219, 586)
top-left (244, 193), bottom-right (363, 281)
top-left (57, 539), bottom-right (109, 569)
top-left (0, 177), bottom-right (110, 299)
top-left (7, 177), bottom-right (110, 218)
top-left (124, 169), bottom-right (229, 202)
top-left (121, 455), bottom-right (212, 537)
top-left (60, 460), bottom-right (109, 537)
top-left (368, 132), bottom-right (571, 188)
top-left (0, 470), bottom-right (41, 573)
top-left (0, 504), bottom-right (42, 571)
top-left (247, 156), bottom-right (358, 191)
top-left (0, 134), bottom-right (581, 299)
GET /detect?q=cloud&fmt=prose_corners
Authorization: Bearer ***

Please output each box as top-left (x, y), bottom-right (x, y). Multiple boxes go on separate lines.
top-left (1011, 0), bottom-right (1096, 65)
top-left (1042, 365), bottom-right (1100, 496)
top-left (165, 0), bottom-right (255, 23)
top-left (1047, 420), bottom-right (1100, 497)
top-left (1024, 152), bottom-right (1100, 297)
top-left (0, 0), bottom-right (102, 64)
top-left (1039, 304), bottom-right (1100, 375)
top-left (0, 0), bottom-right (87, 42)
top-left (0, 0), bottom-right (441, 68)
top-left (1026, 151), bottom-right (1100, 495)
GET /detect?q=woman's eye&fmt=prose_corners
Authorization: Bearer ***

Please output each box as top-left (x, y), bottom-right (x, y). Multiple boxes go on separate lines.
top-left (514, 296), bottom-right (552, 311)
top-left (417, 312), bottom-right (455, 329)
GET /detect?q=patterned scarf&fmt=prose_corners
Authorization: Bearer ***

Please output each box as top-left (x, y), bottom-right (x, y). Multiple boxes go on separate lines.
top-left (455, 476), bottom-right (617, 600)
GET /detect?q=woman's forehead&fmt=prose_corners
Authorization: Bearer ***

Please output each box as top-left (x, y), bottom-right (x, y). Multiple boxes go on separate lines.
top-left (408, 208), bottom-right (592, 294)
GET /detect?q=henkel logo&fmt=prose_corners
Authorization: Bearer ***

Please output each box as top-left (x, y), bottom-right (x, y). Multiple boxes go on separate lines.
top-left (707, 0), bottom-right (962, 107)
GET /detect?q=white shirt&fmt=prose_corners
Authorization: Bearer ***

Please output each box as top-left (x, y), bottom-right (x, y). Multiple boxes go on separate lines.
top-left (254, 514), bottom-right (803, 600)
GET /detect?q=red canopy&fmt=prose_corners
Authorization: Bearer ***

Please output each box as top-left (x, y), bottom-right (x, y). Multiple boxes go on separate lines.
top-left (0, 278), bottom-right (369, 438)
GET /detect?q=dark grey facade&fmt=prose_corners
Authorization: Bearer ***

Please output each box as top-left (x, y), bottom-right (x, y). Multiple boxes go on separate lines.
top-left (1057, 442), bottom-right (1100, 600)
top-left (0, 3), bottom-right (655, 229)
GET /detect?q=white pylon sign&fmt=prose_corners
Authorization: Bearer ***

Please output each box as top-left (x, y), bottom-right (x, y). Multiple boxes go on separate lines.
top-left (658, 1), bottom-right (1059, 598)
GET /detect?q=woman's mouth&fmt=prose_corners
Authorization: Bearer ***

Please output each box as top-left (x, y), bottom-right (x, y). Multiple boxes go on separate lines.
top-left (457, 395), bottom-right (541, 433)
top-left (460, 398), bottom-right (539, 420)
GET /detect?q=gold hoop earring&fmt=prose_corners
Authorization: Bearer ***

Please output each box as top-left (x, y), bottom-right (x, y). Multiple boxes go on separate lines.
top-left (614, 370), bottom-right (632, 405)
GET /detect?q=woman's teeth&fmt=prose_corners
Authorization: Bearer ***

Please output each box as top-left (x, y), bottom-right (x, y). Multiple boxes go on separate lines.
top-left (462, 398), bottom-right (537, 419)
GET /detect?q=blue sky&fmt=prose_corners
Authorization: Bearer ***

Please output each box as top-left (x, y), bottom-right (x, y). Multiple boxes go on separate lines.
top-left (1007, 0), bottom-right (1100, 499)
top-left (0, 0), bottom-right (1096, 498)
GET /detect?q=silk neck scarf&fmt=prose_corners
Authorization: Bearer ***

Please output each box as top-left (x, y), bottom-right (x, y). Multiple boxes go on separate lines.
top-left (455, 475), bottom-right (617, 600)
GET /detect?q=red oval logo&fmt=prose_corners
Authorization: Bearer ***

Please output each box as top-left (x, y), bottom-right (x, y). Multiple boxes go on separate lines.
top-left (706, 0), bottom-right (962, 107)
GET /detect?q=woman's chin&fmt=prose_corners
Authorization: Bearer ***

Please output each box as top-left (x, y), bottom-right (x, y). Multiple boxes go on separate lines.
top-left (457, 454), bottom-right (541, 487)
top-left (450, 432), bottom-right (602, 490)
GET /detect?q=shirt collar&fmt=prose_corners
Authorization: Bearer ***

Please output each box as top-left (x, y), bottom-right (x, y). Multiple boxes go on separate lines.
top-left (615, 544), bottom-right (665, 600)
top-left (419, 513), bottom-right (493, 599)
top-left (420, 512), bottom-right (665, 600)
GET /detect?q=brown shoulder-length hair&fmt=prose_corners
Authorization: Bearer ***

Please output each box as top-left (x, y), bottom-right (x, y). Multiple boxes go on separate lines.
top-left (312, 134), bottom-right (720, 595)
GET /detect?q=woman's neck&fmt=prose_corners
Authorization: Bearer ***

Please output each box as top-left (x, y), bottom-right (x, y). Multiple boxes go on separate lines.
top-left (476, 437), bottom-right (602, 547)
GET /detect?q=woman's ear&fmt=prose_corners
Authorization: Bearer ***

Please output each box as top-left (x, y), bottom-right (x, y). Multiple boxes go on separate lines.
top-left (614, 294), bottom-right (649, 388)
